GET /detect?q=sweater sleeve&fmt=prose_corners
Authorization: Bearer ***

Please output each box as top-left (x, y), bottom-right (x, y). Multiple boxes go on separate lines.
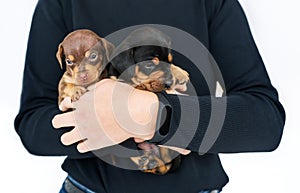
top-left (14, 0), bottom-right (94, 158)
top-left (154, 0), bottom-right (285, 154)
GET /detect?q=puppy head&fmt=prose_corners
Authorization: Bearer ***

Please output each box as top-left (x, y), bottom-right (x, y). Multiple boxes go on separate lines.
top-left (56, 29), bottom-right (114, 87)
top-left (131, 45), bottom-right (175, 92)
top-left (111, 27), bottom-right (175, 92)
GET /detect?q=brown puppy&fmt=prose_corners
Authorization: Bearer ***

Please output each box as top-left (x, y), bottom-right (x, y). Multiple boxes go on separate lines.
top-left (110, 27), bottom-right (190, 175)
top-left (56, 29), bottom-right (114, 108)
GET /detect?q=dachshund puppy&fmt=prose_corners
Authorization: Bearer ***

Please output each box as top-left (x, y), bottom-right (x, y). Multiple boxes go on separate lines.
top-left (110, 27), bottom-right (190, 175)
top-left (56, 29), bottom-right (114, 108)
top-left (110, 27), bottom-right (189, 93)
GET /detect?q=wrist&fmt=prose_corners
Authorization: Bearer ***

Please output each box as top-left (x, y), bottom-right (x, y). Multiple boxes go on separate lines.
top-left (148, 91), bottom-right (173, 144)
top-left (129, 89), bottom-right (158, 124)
top-left (128, 89), bottom-right (158, 139)
top-left (95, 80), bottom-right (158, 140)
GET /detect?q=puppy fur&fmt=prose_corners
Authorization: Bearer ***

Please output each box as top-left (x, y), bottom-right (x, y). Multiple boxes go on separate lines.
top-left (110, 27), bottom-right (189, 92)
top-left (56, 29), bottom-right (114, 106)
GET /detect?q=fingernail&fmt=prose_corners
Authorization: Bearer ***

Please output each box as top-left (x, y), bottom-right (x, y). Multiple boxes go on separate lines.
top-left (52, 116), bottom-right (61, 129)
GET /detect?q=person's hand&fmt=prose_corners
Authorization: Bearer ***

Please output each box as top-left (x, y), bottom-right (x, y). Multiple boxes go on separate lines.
top-left (58, 97), bottom-right (72, 112)
top-left (165, 88), bottom-right (187, 95)
top-left (52, 79), bottom-right (159, 153)
top-left (158, 145), bottom-right (191, 155)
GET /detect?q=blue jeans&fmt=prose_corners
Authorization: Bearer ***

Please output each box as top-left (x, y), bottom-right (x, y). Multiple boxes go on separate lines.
top-left (59, 175), bottom-right (220, 193)
top-left (59, 176), bottom-right (96, 193)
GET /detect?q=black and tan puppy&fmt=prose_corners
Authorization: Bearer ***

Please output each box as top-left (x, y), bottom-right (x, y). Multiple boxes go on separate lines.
top-left (110, 27), bottom-right (189, 93)
top-left (110, 27), bottom-right (189, 175)
top-left (56, 29), bottom-right (114, 108)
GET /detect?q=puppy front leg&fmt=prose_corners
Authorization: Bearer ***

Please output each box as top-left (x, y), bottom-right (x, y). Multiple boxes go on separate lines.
top-left (70, 86), bottom-right (87, 101)
top-left (58, 79), bottom-right (86, 110)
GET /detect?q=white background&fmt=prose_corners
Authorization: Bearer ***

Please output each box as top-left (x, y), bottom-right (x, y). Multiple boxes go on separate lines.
top-left (1, 0), bottom-right (299, 192)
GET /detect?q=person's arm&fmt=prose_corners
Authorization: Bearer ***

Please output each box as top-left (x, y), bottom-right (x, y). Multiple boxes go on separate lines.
top-left (52, 80), bottom-right (158, 153)
top-left (14, 0), bottom-right (93, 158)
top-left (51, 0), bottom-right (285, 155)
top-left (151, 0), bottom-right (285, 154)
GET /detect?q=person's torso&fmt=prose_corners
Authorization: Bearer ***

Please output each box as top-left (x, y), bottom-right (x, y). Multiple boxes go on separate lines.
top-left (61, 1), bottom-right (228, 192)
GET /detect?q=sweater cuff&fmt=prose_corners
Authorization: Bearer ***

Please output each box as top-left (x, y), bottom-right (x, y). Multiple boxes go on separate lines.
top-left (149, 91), bottom-right (173, 144)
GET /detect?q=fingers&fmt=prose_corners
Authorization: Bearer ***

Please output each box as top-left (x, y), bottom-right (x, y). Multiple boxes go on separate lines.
top-left (60, 127), bottom-right (91, 153)
top-left (134, 138), bottom-right (145, 143)
top-left (138, 142), bottom-right (158, 151)
top-left (59, 97), bottom-right (74, 111)
top-left (52, 111), bottom-right (75, 128)
top-left (61, 127), bottom-right (86, 145)
top-left (165, 89), bottom-right (177, 94)
top-left (165, 88), bottom-right (187, 95)
top-left (158, 145), bottom-right (191, 155)
top-left (77, 142), bottom-right (89, 153)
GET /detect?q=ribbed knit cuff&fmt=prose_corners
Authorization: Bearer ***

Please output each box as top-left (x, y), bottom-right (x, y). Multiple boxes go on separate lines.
top-left (148, 91), bottom-right (173, 144)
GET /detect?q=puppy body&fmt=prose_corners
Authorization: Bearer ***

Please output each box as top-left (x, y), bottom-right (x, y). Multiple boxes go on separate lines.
top-left (57, 29), bottom-right (114, 106)
top-left (110, 27), bottom-right (190, 175)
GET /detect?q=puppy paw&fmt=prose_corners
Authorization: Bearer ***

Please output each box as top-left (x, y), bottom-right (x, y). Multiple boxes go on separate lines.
top-left (171, 64), bottom-right (189, 84)
top-left (150, 81), bottom-right (164, 92)
top-left (71, 86), bottom-right (87, 102)
top-left (130, 152), bottom-right (169, 175)
top-left (130, 142), bottom-right (173, 175)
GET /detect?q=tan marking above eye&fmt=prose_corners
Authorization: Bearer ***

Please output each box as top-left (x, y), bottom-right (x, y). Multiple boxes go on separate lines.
top-left (67, 55), bottom-right (75, 61)
top-left (168, 53), bottom-right (173, 63)
top-left (85, 51), bottom-right (91, 58)
top-left (152, 57), bottom-right (160, 65)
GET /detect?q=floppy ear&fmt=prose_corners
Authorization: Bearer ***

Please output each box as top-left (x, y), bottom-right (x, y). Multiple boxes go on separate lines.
top-left (110, 49), bottom-right (133, 72)
top-left (110, 49), bottom-right (136, 82)
top-left (107, 62), bottom-right (120, 79)
top-left (56, 43), bottom-right (64, 69)
top-left (101, 39), bottom-right (115, 60)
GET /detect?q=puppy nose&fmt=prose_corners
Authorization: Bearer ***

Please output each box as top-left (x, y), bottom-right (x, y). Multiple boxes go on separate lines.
top-left (79, 72), bottom-right (88, 80)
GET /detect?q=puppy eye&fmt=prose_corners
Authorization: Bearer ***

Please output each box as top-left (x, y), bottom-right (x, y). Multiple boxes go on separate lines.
top-left (65, 59), bottom-right (73, 66)
top-left (89, 53), bottom-right (98, 61)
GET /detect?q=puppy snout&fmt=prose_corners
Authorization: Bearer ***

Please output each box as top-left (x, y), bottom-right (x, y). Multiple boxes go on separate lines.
top-left (79, 72), bottom-right (88, 80)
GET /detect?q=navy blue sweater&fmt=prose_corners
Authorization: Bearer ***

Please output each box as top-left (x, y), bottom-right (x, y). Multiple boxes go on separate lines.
top-left (15, 0), bottom-right (285, 192)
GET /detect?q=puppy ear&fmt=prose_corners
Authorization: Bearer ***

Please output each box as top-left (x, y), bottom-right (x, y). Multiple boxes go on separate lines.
top-left (100, 38), bottom-right (115, 61)
top-left (107, 62), bottom-right (120, 78)
top-left (111, 49), bottom-right (136, 82)
top-left (56, 43), bottom-right (64, 69)
top-left (110, 49), bottom-right (133, 72)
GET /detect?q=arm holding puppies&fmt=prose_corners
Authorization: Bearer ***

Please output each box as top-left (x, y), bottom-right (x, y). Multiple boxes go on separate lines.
top-left (52, 79), bottom-right (158, 152)
top-left (54, 79), bottom-right (191, 155)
